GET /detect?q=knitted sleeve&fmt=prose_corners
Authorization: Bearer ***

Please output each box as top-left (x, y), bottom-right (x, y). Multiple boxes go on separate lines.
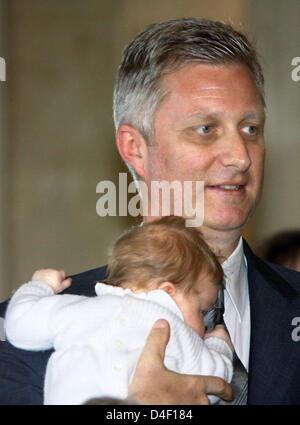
top-left (202, 336), bottom-right (233, 382)
top-left (4, 281), bottom-right (88, 351)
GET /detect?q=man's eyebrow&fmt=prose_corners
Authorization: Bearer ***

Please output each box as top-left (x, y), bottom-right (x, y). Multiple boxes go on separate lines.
top-left (241, 111), bottom-right (266, 122)
top-left (184, 111), bottom-right (220, 122)
top-left (182, 109), bottom-right (266, 125)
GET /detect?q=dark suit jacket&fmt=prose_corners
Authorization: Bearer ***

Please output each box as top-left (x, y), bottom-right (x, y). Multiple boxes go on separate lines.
top-left (0, 240), bottom-right (299, 405)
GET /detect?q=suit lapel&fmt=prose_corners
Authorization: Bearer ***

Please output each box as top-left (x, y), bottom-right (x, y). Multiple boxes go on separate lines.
top-left (243, 240), bottom-right (299, 404)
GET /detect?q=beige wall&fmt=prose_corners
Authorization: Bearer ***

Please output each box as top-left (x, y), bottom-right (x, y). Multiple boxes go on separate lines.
top-left (245, 0), bottom-right (300, 250)
top-left (0, 0), bottom-right (8, 301)
top-left (0, 0), bottom-right (299, 299)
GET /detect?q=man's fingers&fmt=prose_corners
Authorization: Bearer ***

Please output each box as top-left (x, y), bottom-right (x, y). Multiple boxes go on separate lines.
top-left (138, 319), bottom-right (170, 367)
top-left (204, 376), bottom-right (234, 401)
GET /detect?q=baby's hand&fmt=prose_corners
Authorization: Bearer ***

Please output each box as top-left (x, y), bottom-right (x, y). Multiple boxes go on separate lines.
top-left (204, 324), bottom-right (234, 351)
top-left (32, 268), bottom-right (72, 294)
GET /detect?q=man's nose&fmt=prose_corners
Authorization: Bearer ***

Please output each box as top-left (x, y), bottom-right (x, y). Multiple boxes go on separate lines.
top-left (219, 133), bottom-right (252, 172)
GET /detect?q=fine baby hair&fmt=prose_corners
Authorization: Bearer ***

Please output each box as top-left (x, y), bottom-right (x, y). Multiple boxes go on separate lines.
top-left (104, 215), bottom-right (224, 293)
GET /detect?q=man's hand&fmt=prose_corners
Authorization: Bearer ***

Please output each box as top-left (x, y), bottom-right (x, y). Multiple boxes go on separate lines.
top-left (129, 319), bottom-right (234, 405)
top-left (31, 269), bottom-right (72, 294)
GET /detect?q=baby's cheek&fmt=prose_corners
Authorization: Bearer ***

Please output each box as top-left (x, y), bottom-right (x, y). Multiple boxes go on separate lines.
top-left (188, 312), bottom-right (205, 337)
top-left (197, 315), bottom-right (206, 337)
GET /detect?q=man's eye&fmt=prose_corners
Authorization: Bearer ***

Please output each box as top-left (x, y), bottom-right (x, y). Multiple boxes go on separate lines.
top-left (243, 125), bottom-right (258, 135)
top-left (196, 125), bottom-right (212, 134)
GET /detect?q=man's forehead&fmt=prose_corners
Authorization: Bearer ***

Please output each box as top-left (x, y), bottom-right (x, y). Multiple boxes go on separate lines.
top-left (158, 63), bottom-right (265, 120)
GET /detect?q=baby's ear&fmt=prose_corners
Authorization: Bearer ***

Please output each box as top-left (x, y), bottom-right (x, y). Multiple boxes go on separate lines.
top-left (158, 281), bottom-right (177, 297)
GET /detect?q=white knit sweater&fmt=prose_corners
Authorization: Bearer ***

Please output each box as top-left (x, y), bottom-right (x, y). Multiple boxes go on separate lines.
top-left (5, 281), bottom-right (233, 405)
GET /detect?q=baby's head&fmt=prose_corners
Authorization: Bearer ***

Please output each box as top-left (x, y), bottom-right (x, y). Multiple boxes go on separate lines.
top-left (104, 216), bottom-right (224, 336)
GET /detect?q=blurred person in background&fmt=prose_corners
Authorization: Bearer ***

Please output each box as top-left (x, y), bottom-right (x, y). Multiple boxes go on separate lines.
top-left (257, 230), bottom-right (300, 272)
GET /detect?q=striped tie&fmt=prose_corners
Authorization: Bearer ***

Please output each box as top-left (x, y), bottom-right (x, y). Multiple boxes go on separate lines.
top-left (204, 286), bottom-right (248, 405)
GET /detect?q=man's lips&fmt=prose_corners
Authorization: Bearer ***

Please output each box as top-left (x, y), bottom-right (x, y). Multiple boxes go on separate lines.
top-left (208, 184), bottom-right (244, 190)
top-left (205, 183), bottom-right (247, 193)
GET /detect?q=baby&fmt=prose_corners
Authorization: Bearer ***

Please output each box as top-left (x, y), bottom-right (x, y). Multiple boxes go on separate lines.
top-left (5, 216), bottom-right (233, 405)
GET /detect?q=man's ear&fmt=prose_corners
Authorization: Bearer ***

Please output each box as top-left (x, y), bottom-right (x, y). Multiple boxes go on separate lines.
top-left (116, 125), bottom-right (148, 179)
top-left (158, 281), bottom-right (177, 297)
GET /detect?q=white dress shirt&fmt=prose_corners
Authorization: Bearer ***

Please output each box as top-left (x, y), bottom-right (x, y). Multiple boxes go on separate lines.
top-left (222, 237), bottom-right (250, 371)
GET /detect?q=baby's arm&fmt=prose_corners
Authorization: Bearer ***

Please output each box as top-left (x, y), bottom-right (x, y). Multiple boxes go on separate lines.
top-left (5, 269), bottom-right (72, 350)
top-left (201, 324), bottom-right (234, 387)
top-left (168, 322), bottom-right (234, 390)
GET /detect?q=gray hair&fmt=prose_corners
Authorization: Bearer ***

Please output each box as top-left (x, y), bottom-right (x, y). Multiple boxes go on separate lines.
top-left (113, 17), bottom-right (265, 179)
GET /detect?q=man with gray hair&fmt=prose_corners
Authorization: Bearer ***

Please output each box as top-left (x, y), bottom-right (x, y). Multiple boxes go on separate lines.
top-left (0, 17), bottom-right (299, 405)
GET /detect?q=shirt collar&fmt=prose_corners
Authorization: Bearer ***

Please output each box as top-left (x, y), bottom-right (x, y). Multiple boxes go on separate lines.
top-left (222, 237), bottom-right (248, 321)
top-left (95, 283), bottom-right (184, 320)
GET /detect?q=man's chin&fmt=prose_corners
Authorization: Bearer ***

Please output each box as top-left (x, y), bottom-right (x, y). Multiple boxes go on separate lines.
top-left (201, 217), bottom-right (249, 233)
